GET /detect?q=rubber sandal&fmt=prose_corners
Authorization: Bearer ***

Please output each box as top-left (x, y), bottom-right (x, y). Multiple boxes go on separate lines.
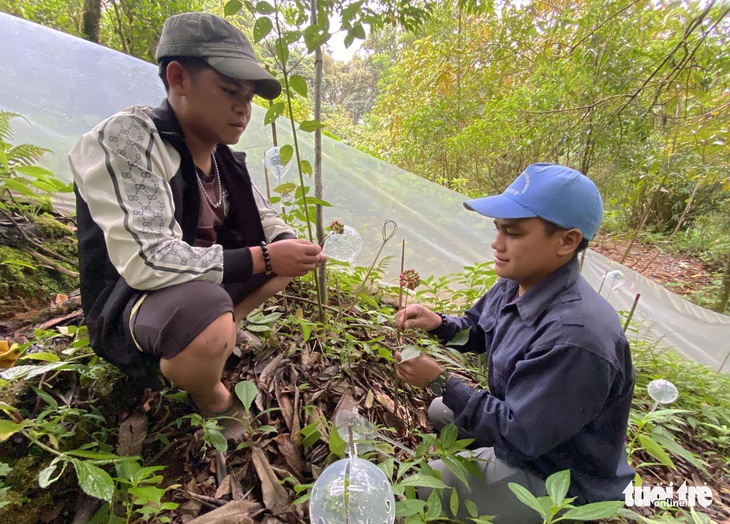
top-left (195, 396), bottom-right (248, 441)
top-left (236, 329), bottom-right (263, 350)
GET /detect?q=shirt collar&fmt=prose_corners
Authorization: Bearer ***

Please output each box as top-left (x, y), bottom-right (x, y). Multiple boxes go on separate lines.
top-left (505, 257), bottom-right (582, 327)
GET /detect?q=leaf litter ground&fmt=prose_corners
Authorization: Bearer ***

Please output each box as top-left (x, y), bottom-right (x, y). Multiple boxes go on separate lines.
top-left (0, 277), bottom-right (728, 523)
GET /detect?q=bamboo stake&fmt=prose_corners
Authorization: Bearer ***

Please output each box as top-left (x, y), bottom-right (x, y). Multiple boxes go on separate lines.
top-left (623, 293), bottom-right (641, 333)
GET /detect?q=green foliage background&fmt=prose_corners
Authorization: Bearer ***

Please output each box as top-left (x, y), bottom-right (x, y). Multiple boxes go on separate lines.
top-left (1, 0), bottom-right (728, 312)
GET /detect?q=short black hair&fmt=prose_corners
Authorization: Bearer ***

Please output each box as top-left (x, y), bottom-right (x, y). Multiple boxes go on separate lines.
top-left (158, 56), bottom-right (211, 92)
top-left (543, 220), bottom-right (590, 255)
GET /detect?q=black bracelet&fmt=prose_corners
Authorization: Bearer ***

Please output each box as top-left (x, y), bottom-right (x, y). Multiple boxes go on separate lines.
top-left (429, 312), bottom-right (448, 337)
top-left (260, 241), bottom-right (272, 275)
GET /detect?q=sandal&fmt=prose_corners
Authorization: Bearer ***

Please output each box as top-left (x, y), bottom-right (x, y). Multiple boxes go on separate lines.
top-left (196, 395), bottom-right (248, 441)
top-left (236, 329), bottom-right (263, 350)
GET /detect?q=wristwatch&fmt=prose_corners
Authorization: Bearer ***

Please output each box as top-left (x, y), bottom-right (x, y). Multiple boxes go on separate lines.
top-left (427, 371), bottom-right (451, 396)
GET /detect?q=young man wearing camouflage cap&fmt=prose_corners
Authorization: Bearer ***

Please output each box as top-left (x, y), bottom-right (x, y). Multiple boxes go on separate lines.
top-left (396, 164), bottom-right (635, 523)
top-left (69, 12), bottom-right (325, 439)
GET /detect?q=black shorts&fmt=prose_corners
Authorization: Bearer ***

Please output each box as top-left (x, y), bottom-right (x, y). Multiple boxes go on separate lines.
top-left (126, 275), bottom-right (269, 360)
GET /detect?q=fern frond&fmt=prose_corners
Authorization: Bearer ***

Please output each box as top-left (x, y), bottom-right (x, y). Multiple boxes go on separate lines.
top-left (0, 111), bottom-right (26, 142)
top-left (7, 144), bottom-right (52, 166)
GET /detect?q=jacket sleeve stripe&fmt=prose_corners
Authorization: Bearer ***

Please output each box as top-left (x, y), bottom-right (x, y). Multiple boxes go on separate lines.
top-left (88, 113), bottom-right (223, 288)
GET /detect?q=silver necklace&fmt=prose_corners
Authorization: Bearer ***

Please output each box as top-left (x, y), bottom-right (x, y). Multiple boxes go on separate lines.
top-left (195, 154), bottom-right (222, 209)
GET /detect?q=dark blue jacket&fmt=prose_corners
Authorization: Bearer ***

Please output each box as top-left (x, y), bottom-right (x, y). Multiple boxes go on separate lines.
top-left (438, 257), bottom-right (635, 502)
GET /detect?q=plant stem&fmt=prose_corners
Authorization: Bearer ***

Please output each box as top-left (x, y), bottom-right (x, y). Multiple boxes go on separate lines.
top-left (355, 220), bottom-right (397, 296)
top-left (271, 1), bottom-right (324, 322)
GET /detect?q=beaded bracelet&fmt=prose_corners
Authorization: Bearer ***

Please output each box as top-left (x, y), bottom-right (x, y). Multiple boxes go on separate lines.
top-left (260, 241), bottom-right (272, 275)
top-left (429, 312), bottom-right (448, 337)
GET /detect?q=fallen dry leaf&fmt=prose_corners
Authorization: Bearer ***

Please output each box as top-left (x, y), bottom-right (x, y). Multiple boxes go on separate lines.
top-left (117, 412), bottom-right (148, 456)
top-left (0, 340), bottom-right (20, 369)
top-left (250, 446), bottom-right (289, 513)
top-left (375, 392), bottom-right (395, 413)
top-left (274, 434), bottom-right (305, 475)
top-left (186, 500), bottom-right (262, 524)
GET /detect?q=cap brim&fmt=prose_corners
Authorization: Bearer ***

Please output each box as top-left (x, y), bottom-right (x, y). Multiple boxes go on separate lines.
top-left (205, 56), bottom-right (282, 100)
top-left (463, 194), bottom-right (539, 219)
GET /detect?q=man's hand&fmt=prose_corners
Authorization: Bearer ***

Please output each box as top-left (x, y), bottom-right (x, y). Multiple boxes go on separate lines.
top-left (395, 304), bottom-right (442, 332)
top-left (266, 239), bottom-right (327, 277)
top-left (395, 351), bottom-right (443, 388)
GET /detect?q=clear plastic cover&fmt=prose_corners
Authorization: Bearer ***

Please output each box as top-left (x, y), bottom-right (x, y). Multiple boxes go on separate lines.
top-left (2, 12), bottom-right (728, 371)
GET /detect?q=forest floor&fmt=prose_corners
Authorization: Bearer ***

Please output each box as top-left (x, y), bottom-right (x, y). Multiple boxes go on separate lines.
top-left (1, 228), bottom-right (728, 524)
top-left (590, 232), bottom-right (717, 303)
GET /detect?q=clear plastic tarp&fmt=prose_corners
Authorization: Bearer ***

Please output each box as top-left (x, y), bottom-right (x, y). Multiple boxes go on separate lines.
top-left (2, 12), bottom-right (729, 371)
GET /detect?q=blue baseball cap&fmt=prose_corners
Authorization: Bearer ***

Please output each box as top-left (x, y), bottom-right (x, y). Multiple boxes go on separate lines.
top-left (463, 163), bottom-right (604, 240)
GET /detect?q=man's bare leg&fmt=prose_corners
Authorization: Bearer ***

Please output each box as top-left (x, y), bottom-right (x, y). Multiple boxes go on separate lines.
top-left (159, 312), bottom-right (237, 413)
top-left (159, 276), bottom-right (291, 414)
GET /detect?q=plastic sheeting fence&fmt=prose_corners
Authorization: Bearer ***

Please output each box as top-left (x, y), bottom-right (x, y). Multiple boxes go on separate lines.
top-left (2, 12), bottom-right (729, 371)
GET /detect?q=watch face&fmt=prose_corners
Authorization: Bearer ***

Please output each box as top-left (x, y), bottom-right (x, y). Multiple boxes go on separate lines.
top-left (428, 382), bottom-right (444, 396)
top-left (428, 372), bottom-right (448, 396)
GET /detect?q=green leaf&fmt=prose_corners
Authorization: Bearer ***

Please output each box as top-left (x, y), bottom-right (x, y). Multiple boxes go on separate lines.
top-left (395, 498), bottom-right (427, 517)
top-left (507, 482), bottom-right (546, 519)
top-left (65, 450), bottom-right (121, 461)
top-left (14, 165), bottom-right (54, 177)
top-left (223, 0), bottom-right (242, 16)
top-left (426, 489), bottom-right (442, 519)
top-left (1, 259), bottom-right (36, 269)
top-left (253, 17), bottom-right (273, 43)
top-left (449, 485), bottom-right (460, 516)
top-left (289, 75), bottom-right (308, 97)
top-left (464, 499), bottom-right (479, 517)
top-left (0, 419), bottom-right (21, 443)
top-left (234, 380), bottom-right (258, 412)
top-left (441, 456), bottom-right (471, 492)
top-left (279, 144), bottom-right (293, 165)
top-left (350, 24), bottom-right (366, 40)
top-left (22, 352), bottom-right (59, 362)
top-left (399, 473), bottom-right (447, 489)
top-left (3, 178), bottom-right (36, 196)
top-left (638, 434), bottom-right (675, 469)
top-left (39, 457), bottom-right (66, 488)
top-left (446, 328), bottom-right (471, 347)
top-left (305, 196), bottom-right (332, 207)
top-left (301, 428), bottom-right (321, 448)
top-left (561, 500), bottom-right (624, 520)
top-left (72, 460), bottom-right (115, 502)
top-left (0, 362), bottom-right (69, 381)
top-left (440, 423), bottom-right (458, 449)
top-left (299, 159), bottom-right (312, 175)
top-left (299, 120), bottom-right (322, 132)
top-left (208, 429), bottom-right (228, 453)
top-left (31, 385), bottom-right (59, 411)
top-left (255, 1), bottom-right (275, 14)
top-left (303, 27), bottom-right (330, 52)
top-left (399, 345), bottom-right (420, 362)
top-left (328, 423), bottom-right (346, 457)
top-left (264, 102), bottom-right (284, 125)
top-left (273, 182), bottom-right (296, 194)
top-left (275, 39), bottom-right (289, 65)
top-left (545, 469), bottom-right (570, 506)
top-left (689, 506), bottom-right (712, 524)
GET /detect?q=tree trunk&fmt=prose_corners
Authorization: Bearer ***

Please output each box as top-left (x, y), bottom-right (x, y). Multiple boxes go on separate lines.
top-left (714, 251), bottom-right (730, 314)
top-left (82, 0), bottom-right (102, 43)
top-left (671, 179), bottom-right (700, 237)
top-left (311, 0), bottom-right (327, 306)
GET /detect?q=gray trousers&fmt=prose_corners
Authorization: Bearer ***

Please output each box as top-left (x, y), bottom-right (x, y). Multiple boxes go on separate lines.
top-left (424, 398), bottom-right (547, 524)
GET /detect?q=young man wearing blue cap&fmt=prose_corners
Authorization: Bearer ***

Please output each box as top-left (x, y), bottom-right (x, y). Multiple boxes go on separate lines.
top-left (69, 13), bottom-right (325, 440)
top-left (396, 164), bottom-right (635, 523)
